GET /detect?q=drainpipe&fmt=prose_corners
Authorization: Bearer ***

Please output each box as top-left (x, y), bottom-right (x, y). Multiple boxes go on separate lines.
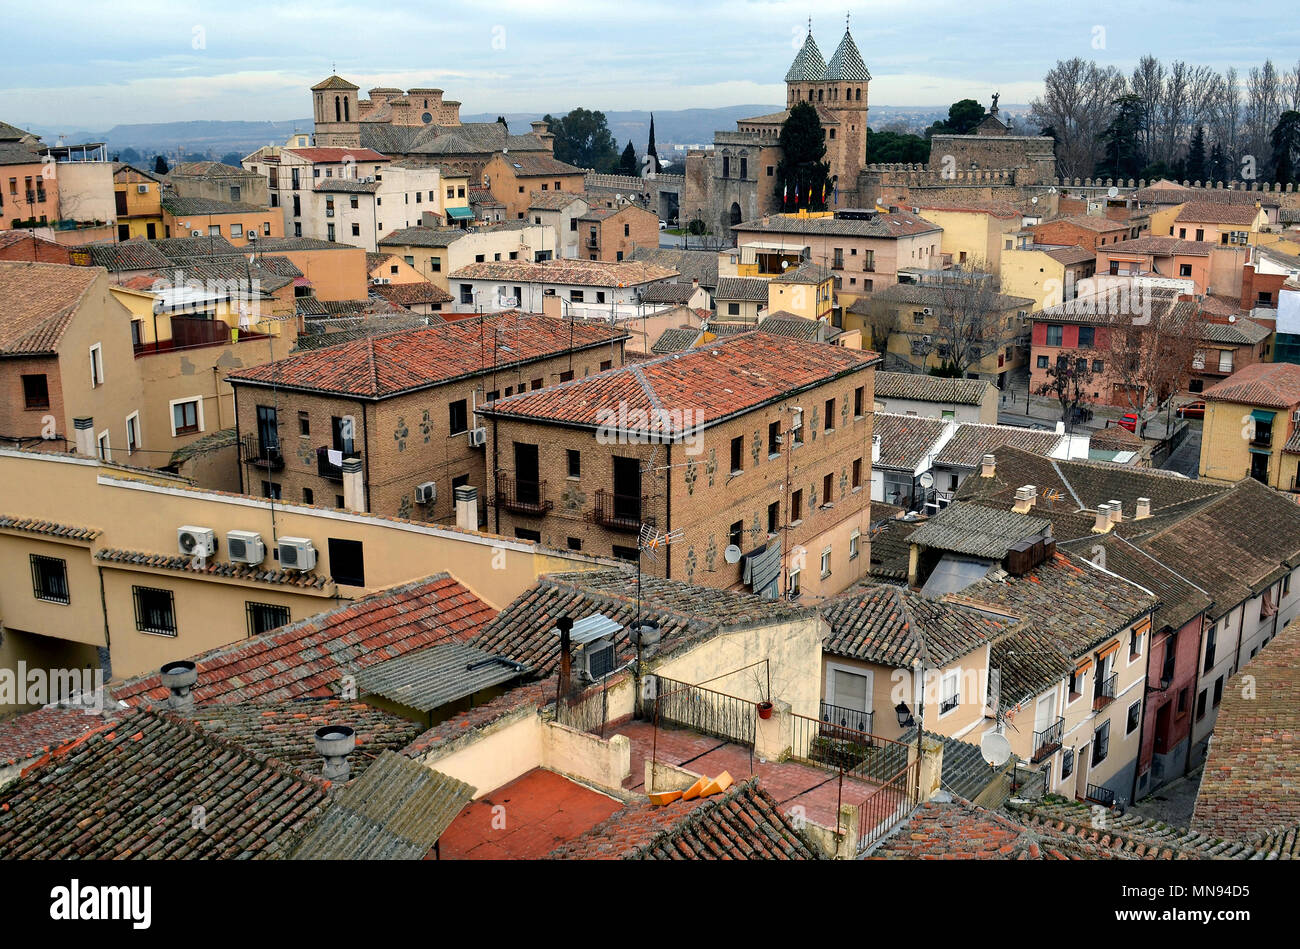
top-left (665, 440), bottom-right (672, 581)
top-left (1131, 608), bottom-right (1155, 807)
top-left (358, 399), bottom-right (372, 513)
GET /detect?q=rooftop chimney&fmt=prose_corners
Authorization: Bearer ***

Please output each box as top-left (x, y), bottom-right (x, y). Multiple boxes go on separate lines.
top-left (556, 616), bottom-right (574, 699)
top-left (342, 456), bottom-right (366, 513)
top-left (1135, 497), bottom-right (1151, 520)
top-left (160, 660), bottom-right (197, 711)
top-left (1108, 500), bottom-right (1123, 523)
top-left (314, 725), bottom-right (356, 783)
top-left (981, 453), bottom-right (996, 478)
top-left (454, 484), bottom-right (479, 532)
top-left (73, 417), bottom-right (95, 457)
top-left (872, 433), bottom-right (881, 464)
top-left (1013, 485), bottom-right (1036, 513)
top-left (1093, 503), bottom-right (1112, 534)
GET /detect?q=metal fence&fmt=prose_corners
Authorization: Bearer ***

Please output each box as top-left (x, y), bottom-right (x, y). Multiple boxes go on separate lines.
top-left (857, 758), bottom-right (920, 853)
top-left (650, 676), bottom-right (756, 749)
top-left (1010, 763), bottom-right (1049, 800)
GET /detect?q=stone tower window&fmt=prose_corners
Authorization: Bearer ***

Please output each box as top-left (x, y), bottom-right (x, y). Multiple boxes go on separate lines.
top-left (335, 96), bottom-right (341, 122)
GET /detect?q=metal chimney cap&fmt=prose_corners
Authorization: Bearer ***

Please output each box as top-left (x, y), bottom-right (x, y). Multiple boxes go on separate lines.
top-left (315, 724), bottom-right (356, 758)
top-left (160, 661), bottom-right (197, 690)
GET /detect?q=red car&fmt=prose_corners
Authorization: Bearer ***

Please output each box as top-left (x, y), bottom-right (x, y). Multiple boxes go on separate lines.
top-left (1117, 413), bottom-right (1140, 433)
top-left (1176, 400), bottom-right (1206, 420)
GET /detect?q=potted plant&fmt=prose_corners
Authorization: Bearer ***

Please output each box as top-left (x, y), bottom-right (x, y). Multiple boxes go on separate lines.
top-left (751, 667), bottom-right (777, 719)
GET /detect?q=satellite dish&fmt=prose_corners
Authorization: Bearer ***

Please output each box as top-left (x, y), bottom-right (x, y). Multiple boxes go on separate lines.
top-left (980, 730), bottom-right (1012, 767)
top-left (781, 260), bottom-right (790, 269)
top-left (1031, 196), bottom-right (1039, 204)
top-left (919, 471), bottom-right (934, 489)
top-left (724, 544), bottom-right (743, 564)
top-left (1228, 314), bottom-right (1237, 322)
top-left (1107, 186), bottom-right (1119, 198)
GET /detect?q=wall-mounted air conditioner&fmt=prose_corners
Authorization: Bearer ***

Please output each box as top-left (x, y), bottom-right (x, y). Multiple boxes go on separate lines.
top-left (226, 530), bottom-right (265, 565)
top-left (468, 427), bottom-right (487, 447)
top-left (581, 637), bottom-right (617, 682)
top-left (178, 526), bottom-right (217, 558)
top-left (415, 481), bottom-right (436, 504)
top-left (922, 307), bottom-right (934, 316)
top-left (278, 537), bottom-right (317, 572)
top-left (137, 184), bottom-right (149, 194)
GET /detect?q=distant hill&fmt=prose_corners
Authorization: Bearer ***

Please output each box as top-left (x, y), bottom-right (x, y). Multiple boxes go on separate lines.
top-left (27, 102), bottom-right (1027, 161)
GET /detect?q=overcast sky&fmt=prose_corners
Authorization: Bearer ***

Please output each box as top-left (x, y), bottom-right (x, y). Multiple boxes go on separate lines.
top-left (3, 0), bottom-right (1296, 131)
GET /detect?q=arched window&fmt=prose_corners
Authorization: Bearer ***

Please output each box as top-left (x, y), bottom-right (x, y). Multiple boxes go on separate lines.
top-left (729, 202), bottom-right (742, 226)
top-left (856, 88), bottom-right (862, 101)
top-left (344, 96), bottom-right (350, 121)
top-left (818, 89), bottom-right (823, 102)
top-left (335, 96), bottom-right (341, 122)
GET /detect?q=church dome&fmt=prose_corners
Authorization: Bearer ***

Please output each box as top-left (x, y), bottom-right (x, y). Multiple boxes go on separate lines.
top-left (825, 30), bottom-right (871, 81)
top-left (785, 32), bottom-right (826, 82)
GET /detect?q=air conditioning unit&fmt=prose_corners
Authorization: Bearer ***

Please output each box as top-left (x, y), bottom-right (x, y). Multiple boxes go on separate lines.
top-left (415, 481), bottom-right (436, 504)
top-left (178, 526), bottom-right (217, 558)
top-left (191, 230), bottom-right (202, 237)
top-left (922, 334), bottom-right (933, 343)
top-left (277, 537), bottom-right (317, 572)
top-left (136, 184), bottom-right (149, 194)
top-left (226, 530), bottom-right (265, 565)
top-left (922, 307), bottom-right (934, 316)
top-left (581, 637), bottom-right (617, 682)
top-left (468, 427), bottom-right (488, 447)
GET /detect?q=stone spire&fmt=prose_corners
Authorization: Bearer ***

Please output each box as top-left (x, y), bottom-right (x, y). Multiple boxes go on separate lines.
top-left (825, 24), bottom-right (871, 81)
top-left (785, 27), bottom-right (826, 82)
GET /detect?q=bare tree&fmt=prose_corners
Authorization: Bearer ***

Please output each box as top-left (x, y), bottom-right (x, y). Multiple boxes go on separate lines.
top-left (1245, 61), bottom-right (1283, 172)
top-left (1030, 58), bottom-right (1128, 178)
top-left (923, 260), bottom-right (1024, 378)
top-left (1131, 56), bottom-right (1164, 163)
top-left (1289, 59), bottom-right (1300, 111)
top-left (1209, 67), bottom-right (1243, 168)
top-left (1037, 352), bottom-right (1097, 425)
top-left (1105, 294), bottom-right (1205, 419)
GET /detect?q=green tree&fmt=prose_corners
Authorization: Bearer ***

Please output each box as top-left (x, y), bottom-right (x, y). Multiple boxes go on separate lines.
top-left (1096, 94), bottom-right (1145, 179)
top-left (619, 140), bottom-right (638, 176)
top-left (774, 101), bottom-right (830, 211)
top-left (646, 113), bottom-right (660, 174)
top-left (119, 147), bottom-right (141, 165)
top-left (219, 151), bottom-right (242, 167)
top-left (1185, 125), bottom-right (1207, 182)
top-left (1270, 110), bottom-right (1300, 185)
top-left (926, 98), bottom-right (987, 138)
top-left (153, 155), bottom-right (169, 175)
top-left (865, 130), bottom-right (929, 163)
top-left (541, 108), bottom-right (620, 172)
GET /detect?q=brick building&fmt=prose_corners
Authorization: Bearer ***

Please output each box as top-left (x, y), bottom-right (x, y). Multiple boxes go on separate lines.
top-left (574, 204), bottom-right (660, 262)
top-left (476, 332), bottom-right (881, 601)
top-left (1030, 215), bottom-right (1134, 253)
top-left (226, 312), bottom-right (628, 522)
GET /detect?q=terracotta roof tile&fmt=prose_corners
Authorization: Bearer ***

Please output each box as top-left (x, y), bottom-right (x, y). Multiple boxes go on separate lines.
top-left (1202, 361), bottom-right (1300, 408)
top-left (0, 261), bottom-right (99, 354)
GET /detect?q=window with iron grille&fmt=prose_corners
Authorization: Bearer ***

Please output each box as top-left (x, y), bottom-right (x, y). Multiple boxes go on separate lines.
top-left (247, 601), bottom-right (291, 637)
top-left (1061, 748), bottom-right (1074, 779)
top-left (1093, 719), bottom-right (1110, 763)
top-left (134, 586), bottom-right (177, 636)
top-left (31, 555), bottom-right (69, 604)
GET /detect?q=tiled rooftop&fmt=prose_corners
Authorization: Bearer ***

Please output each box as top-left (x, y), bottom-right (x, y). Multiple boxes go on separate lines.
top-left (736, 211), bottom-right (941, 239)
top-left (933, 422), bottom-right (1063, 470)
top-left (481, 332), bottom-right (878, 434)
top-left (867, 412), bottom-right (951, 471)
top-left (371, 280), bottom-right (454, 306)
top-left (874, 371), bottom-right (991, 406)
top-left (0, 707), bottom-right (109, 768)
top-left (1175, 201), bottom-right (1262, 225)
top-left (112, 573), bottom-right (496, 708)
top-left (0, 261), bottom-right (99, 355)
top-left (714, 276), bottom-right (770, 302)
top-left (449, 258), bottom-right (677, 287)
top-left (907, 502), bottom-right (1049, 560)
top-left (227, 311), bottom-right (625, 398)
top-left (1202, 361), bottom-right (1300, 408)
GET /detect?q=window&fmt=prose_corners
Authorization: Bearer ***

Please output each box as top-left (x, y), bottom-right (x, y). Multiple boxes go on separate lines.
top-left (939, 670), bottom-right (960, 715)
top-left (570, 290), bottom-right (584, 303)
top-left (567, 449), bottom-right (581, 479)
top-left (852, 458), bottom-right (862, 489)
top-left (303, 487), bottom-right (314, 504)
top-left (1077, 327), bottom-right (1095, 347)
top-left (1130, 621), bottom-right (1146, 660)
top-left (247, 602), bottom-right (290, 637)
top-left (768, 420), bottom-right (781, 456)
top-left (1218, 350), bottom-right (1233, 373)
top-left (824, 398), bottom-right (835, 431)
top-left (1046, 326), bottom-right (1063, 346)
top-left (231, 222), bottom-right (244, 239)
top-left (1036, 355), bottom-right (1049, 369)
top-left (459, 283), bottom-right (473, 304)
top-left (134, 586), bottom-right (177, 636)
top-left (1126, 700), bottom-right (1141, 734)
top-left (261, 480), bottom-right (281, 499)
top-left (31, 555), bottom-right (69, 604)
top-left (22, 374), bottom-right (49, 409)
top-left (791, 408), bottom-right (803, 447)
top-left (1092, 359), bottom-right (1104, 373)
top-left (791, 489), bottom-right (803, 522)
top-left (1061, 748), bottom-right (1075, 779)
top-left (1212, 675), bottom-right (1224, 707)
top-left (730, 435), bottom-right (744, 473)
top-left (728, 302), bottom-right (740, 316)
top-left (789, 568), bottom-right (801, 596)
top-left (97, 430), bottom-right (111, 461)
top-left (89, 344), bottom-right (103, 386)
top-left (559, 370), bottom-right (574, 383)
top-left (849, 529), bottom-right (860, 560)
top-left (767, 501), bottom-right (780, 535)
top-left (1093, 719), bottom-right (1110, 764)
top-left (820, 546), bottom-right (832, 579)
top-left (298, 411), bottom-right (310, 437)
top-left (729, 520), bottom-right (744, 551)
top-left (351, 223), bottom-right (360, 236)
top-left (169, 398), bottom-right (201, 436)
top-left (328, 538), bottom-right (366, 586)
top-left (1068, 665), bottom-right (1086, 700)
top-left (612, 544), bottom-right (640, 562)
top-left (600, 360), bottom-right (613, 372)
top-left (823, 472), bottom-right (833, 506)
top-left (854, 386), bottom-right (864, 417)
top-left (1196, 688), bottom-right (1208, 720)
top-left (126, 412), bottom-right (140, 454)
top-left (448, 399), bottom-right (468, 435)
top-left (1204, 624), bottom-right (1217, 672)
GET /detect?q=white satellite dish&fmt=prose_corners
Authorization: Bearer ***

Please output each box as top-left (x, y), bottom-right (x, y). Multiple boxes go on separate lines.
top-left (724, 544), bottom-right (743, 564)
top-left (919, 471), bottom-right (934, 489)
top-left (1031, 196), bottom-right (1039, 204)
top-left (1108, 186), bottom-right (1119, 198)
top-left (980, 730), bottom-right (1012, 767)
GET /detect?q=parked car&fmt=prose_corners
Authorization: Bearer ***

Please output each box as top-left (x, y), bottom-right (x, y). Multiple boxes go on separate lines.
top-left (659, 219), bottom-right (667, 230)
top-left (1176, 400), bottom-right (1206, 419)
top-left (1118, 413), bottom-right (1140, 433)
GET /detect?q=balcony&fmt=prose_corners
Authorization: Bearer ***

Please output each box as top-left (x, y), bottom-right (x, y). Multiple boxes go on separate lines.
top-left (134, 315), bottom-right (268, 357)
top-left (1031, 717), bottom-right (1064, 763)
top-left (495, 472), bottom-right (552, 516)
top-left (1250, 429), bottom-right (1273, 449)
top-left (1093, 672), bottom-right (1117, 711)
top-left (241, 434), bottom-right (284, 471)
top-left (819, 701), bottom-right (873, 742)
top-left (586, 238), bottom-right (599, 249)
top-left (316, 446), bottom-right (358, 482)
top-left (592, 488), bottom-right (645, 534)
top-left (1086, 783), bottom-right (1115, 807)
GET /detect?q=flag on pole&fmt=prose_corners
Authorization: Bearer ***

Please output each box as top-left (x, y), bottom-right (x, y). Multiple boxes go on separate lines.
top-left (783, 181), bottom-right (788, 208)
